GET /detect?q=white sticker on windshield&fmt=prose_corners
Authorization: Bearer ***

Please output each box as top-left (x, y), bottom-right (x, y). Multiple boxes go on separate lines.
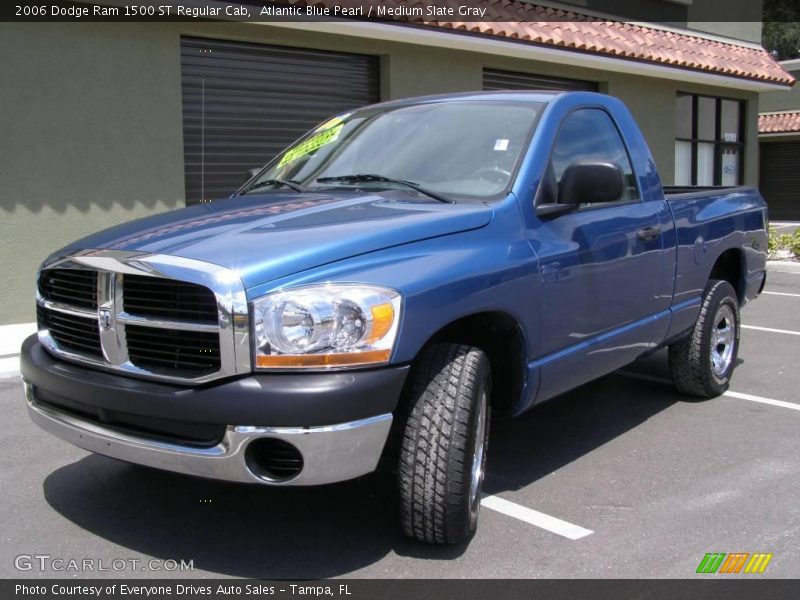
top-left (494, 139), bottom-right (510, 151)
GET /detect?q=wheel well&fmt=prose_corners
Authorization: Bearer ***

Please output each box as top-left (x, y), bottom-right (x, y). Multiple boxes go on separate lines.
top-left (422, 312), bottom-right (525, 415)
top-left (709, 249), bottom-right (744, 303)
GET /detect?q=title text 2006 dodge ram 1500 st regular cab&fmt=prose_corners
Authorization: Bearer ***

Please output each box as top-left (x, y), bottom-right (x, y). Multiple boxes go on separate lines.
top-left (21, 91), bottom-right (767, 544)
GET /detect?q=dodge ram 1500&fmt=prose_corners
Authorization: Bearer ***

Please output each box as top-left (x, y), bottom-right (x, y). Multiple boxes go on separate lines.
top-left (21, 91), bottom-right (768, 544)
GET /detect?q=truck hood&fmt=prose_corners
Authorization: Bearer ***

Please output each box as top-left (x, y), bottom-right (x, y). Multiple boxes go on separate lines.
top-left (57, 192), bottom-right (494, 289)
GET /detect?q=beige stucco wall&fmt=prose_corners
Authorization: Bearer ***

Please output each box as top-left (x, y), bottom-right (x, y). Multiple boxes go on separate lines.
top-left (0, 21), bottom-right (761, 325)
top-left (760, 63), bottom-right (800, 113)
top-left (0, 23), bottom-right (185, 325)
top-left (686, 22), bottom-right (762, 44)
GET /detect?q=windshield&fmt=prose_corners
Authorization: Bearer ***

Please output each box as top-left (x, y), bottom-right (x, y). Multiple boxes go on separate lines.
top-left (246, 100), bottom-right (543, 200)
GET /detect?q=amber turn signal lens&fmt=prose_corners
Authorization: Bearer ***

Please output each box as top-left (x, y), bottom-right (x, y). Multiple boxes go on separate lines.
top-left (255, 349), bottom-right (391, 368)
top-left (366, 302), bottom-right (395, 344)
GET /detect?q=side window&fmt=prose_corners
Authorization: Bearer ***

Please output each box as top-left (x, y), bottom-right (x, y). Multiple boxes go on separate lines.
top-left (549, 108), bottom-right (640, 204)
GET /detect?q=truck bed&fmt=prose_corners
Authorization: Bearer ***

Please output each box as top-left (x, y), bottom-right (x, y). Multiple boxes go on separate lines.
top-left (662, 184), bottom-right (767, 319)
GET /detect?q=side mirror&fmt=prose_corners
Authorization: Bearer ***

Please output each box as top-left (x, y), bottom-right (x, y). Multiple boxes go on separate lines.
top-left (558, 161), bottom-right (624, 205)
top-left (535, 162), bottom-right (577, 218)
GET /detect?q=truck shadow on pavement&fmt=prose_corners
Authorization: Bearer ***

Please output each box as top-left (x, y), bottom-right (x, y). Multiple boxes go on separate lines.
top-left (484, 371), bottom-right (679, 495)
top-left (42, 357), bottom-right (692, 578)
top-left (43, 459), bottom-right (412, 578)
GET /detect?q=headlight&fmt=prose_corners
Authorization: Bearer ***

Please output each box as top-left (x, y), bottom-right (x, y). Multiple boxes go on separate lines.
top-left (252, 284), bottom-right (402, 369)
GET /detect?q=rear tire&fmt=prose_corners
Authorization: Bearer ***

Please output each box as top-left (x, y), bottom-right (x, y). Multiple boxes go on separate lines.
top-left (669, 279), bottom-right (740, 398)
top-left (398, 344), bottom-right (491, 544)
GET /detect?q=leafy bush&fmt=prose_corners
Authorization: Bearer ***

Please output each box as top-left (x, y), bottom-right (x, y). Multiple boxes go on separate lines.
top-left (768, 227), bottom-right (800, 259)
top-left (768, 227), bottom-right (780, 256)
top-left (789, 231), bottom-right (800, 257)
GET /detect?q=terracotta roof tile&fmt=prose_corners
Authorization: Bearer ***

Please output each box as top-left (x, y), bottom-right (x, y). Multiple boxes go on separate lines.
top-left (759, 112), bottom-right (800, 134)
top-left (284, 0), bottom-right (795, 86)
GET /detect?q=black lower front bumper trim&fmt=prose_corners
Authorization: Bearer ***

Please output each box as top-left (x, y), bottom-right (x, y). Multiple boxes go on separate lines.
top-left (20, 335), bottom-right (409, 427)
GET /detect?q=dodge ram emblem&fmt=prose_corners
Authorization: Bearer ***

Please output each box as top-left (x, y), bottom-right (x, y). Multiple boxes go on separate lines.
top-left (98, 307), bottom-right (112, 330)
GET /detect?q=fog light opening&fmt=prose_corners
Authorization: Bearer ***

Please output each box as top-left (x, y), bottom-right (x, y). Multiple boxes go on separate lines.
top-left (245, 438), bottom-right (304, 482)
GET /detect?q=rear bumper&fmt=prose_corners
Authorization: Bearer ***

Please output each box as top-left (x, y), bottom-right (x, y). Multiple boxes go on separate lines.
top-left (21, 336), bottom-right (408, 485)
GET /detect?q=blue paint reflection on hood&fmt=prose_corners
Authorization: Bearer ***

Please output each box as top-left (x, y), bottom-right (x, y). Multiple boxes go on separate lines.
top-left (55, 192), bottom-right (494, 289)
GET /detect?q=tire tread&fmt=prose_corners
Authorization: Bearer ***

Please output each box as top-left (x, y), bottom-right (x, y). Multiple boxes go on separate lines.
top-left (398, 344), bottom-right (489, 544)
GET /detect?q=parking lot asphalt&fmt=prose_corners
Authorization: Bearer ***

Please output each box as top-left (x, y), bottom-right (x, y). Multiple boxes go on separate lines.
top-left (1, 271), bottom-right (798, 579)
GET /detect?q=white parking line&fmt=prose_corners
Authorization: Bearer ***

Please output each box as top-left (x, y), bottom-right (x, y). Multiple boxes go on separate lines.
top-left (724, 391), bottom-right (800, 412)
top-left (481, 494), bottom-right (594, 540)
top-left (0, 322), bottom-right (36, 356)
top-left (0, 356), bottom-right (20, 379)
top-left (762, 291), bottom-right (800, 298)
top-left (741, 324), bottom-right (800, 337)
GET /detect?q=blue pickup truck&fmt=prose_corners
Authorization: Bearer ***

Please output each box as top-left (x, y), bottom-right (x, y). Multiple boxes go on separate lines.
top-left (22, 91), bottom-right (768, 544)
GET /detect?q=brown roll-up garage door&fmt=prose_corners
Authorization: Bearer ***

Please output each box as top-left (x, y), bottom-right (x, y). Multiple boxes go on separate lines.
top-left (181, 37), bottom-right (380, 204)
top-left (483, 68), bottom-right (598, 92)
top-left (760, 141), bottom-right (800, 221)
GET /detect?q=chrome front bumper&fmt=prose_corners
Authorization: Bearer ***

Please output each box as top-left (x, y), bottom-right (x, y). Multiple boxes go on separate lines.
top-left (24, 382), bottom-right (392, 486)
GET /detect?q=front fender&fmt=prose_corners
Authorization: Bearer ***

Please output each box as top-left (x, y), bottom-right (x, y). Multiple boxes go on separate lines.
top-left (245, 198), bottom-right (538, 365)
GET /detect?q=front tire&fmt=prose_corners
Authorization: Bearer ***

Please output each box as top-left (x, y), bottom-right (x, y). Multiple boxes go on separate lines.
top-left (398, 344), bottom-right (491, 544)
top-left (669, 279), bottom-right (740, 398)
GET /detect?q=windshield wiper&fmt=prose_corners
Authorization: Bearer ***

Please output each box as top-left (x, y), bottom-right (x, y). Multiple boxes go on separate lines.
top-left (315, 174), bottom-right (454, 204)
top-left (240, 178), bottom-right (307, 194)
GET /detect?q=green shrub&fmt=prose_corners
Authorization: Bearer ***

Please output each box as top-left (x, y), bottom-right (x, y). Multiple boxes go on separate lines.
top-left (790, 230), bottom-right (800, 257)
top-left (768, 227), bottom-right (780, 256)
top-left (768, 227), bottom-right (800, 258)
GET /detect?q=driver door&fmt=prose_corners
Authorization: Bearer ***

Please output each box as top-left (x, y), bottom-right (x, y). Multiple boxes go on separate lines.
top-left (531, 108), bottom-right (672, 400)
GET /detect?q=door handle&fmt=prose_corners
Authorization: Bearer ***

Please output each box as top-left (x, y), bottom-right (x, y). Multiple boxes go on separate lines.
top-left (636, 226), bottom-right (662, 242)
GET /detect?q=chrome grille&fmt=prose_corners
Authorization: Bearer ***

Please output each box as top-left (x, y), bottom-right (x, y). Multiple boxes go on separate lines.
top-left (126, 325), bottom-right (220, 375)
top-left (123, 275), bottom-right (219, 323)
top-left (37, 305), bottom-right (103, 359)
top-left (38, 269), bottom-right (98, 310)
top-left (35, 251), bottom-right (250, 384)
